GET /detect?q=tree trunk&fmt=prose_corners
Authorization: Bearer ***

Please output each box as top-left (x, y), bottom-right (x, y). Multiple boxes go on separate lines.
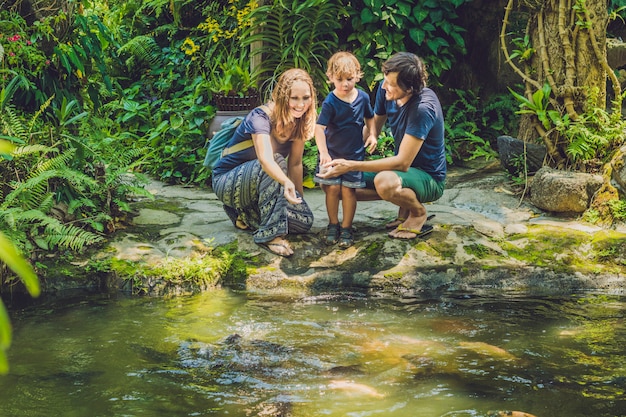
top-left (505, 0), bottom-right (609, 168)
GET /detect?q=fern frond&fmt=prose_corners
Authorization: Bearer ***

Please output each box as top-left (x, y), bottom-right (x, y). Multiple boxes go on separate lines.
top-left (2, 174), bottom-right (53, 210)
top-left (0, 207), bottom-right (20, 231)
top-left (38, 193), bottom-right (55, 214)
top-left (11, 144), bottom-right (58, 157)
top-left (118, 35), bottom-right (162, 68)
top-left (1, 105), bottom-right (28, 140)
top-left (30, 148), bottom-right (75, 176)
top-left (42, 222), bottom-right (104, 251)
top-left (68, 197), bottom-right (97, 214)
top-left (54, 166), bottom-right (99, 191)
top-left (29, 95), bottom-right (54, 133)
top-left (2, 208), bottom-right (51, 227)
top-left (3, 153), bottom-right (96, 211)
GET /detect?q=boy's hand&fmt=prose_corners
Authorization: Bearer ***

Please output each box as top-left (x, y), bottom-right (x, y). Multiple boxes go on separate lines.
top-left (364, 135), bottom-right (377, 154)
top-left (319, 153), bottom-right (332, 166)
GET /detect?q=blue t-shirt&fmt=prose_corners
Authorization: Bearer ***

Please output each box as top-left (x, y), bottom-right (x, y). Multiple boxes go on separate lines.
top-left (317, 89), bottom-right (374, 161)
top-left (212, 107), bottom-right (291, 176)
top-left (374, 86), bottom-right (446, 182)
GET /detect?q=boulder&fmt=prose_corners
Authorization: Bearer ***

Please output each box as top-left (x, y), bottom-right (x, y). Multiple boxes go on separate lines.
top-left (529, 166), bottom-right (603, 213)
top-left (497, 135), bottom-right (546, 176)
top-left (611, 145), bottom-right (626, 193)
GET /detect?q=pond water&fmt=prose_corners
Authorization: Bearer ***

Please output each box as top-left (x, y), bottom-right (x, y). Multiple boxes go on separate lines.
top-left (2, 289), bottom-right (625, 417)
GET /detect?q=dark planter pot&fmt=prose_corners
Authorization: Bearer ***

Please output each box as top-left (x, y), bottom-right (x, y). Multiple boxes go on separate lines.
top-left (214, 92), bottom-right (261, 111)
top-left (208, 92), bottom-right (262, 139)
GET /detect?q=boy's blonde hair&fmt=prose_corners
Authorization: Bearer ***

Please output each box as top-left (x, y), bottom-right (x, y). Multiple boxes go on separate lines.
top-left (326, 51), bottom-right (363, 81)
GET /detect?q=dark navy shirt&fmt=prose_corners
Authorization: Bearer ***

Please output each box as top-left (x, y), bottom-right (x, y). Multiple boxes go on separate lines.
top-left (374, 86), bottom-right (446, 182)
top-left (212, 107), bottom-right (290, 176)
top-left (317, 89), bottom-right (374, 160)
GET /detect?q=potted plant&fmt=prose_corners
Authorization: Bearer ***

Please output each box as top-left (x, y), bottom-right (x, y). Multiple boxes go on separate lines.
top-left (206, 53), bottom-right (261, 138)
top-left (211, 54), bottom-right (260, 111)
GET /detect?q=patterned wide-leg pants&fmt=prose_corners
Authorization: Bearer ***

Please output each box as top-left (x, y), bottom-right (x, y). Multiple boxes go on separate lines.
top-left (212, 154), bottom-right (314, 243)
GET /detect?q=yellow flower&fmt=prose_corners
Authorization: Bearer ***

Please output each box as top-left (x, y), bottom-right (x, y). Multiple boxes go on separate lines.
top-left (181, 38), bottom-right (200, 55)
top-left (198, 17), bottom-right (220, 33)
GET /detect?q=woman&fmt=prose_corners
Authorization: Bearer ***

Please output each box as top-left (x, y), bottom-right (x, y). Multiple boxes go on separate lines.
top-left (211, 68), bottom-right (317, 257)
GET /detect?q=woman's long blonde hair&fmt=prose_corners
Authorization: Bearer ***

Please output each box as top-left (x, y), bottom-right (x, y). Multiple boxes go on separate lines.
top-left (270, 68), bottom-right (317, 141)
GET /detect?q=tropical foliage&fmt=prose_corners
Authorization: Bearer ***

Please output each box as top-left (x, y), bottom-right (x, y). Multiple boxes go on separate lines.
top-left (344, 0), bottom-right (472, 92)
top-left (1, 0), bottom-right (625, 372)
top-left (241, 0), bottom-right (346, 98)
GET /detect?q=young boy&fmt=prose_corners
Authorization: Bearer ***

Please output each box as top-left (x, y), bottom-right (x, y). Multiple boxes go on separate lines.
top-left (314, 51), bottom-right (377, 247)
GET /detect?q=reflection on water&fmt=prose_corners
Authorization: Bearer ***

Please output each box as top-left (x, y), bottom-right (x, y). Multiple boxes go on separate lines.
top-left (2, 290), bottom-right (625, 417)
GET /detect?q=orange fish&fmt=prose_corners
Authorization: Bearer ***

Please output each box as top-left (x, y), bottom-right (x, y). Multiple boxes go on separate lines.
top-left (328, 379), bottom-right (385, 398)
top-left (490, 411), bottom-right (538, 417)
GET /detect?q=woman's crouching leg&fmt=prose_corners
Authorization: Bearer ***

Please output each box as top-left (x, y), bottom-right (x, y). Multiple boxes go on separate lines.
top-left (254, 153), bottom-right (313, 242)
top-left (286, 197), bottom-right (314, 234)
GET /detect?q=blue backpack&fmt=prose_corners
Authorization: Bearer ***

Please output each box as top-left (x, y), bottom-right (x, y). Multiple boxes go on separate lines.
top-left (203, 116), bottom-right (248, 170)
top-left (203, 105), bottom-right (269, 170)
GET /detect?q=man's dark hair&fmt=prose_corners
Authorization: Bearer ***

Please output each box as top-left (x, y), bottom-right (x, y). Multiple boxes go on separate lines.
top-left (382, 52), bottom-right (428, 95)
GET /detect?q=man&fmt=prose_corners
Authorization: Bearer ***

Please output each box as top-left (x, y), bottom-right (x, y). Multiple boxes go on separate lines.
top-left (319, 52), bottom-right (446, 239)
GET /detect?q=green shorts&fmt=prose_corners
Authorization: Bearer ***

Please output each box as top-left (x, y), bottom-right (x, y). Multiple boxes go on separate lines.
top-left (363, 168), bottom-right (445, 203)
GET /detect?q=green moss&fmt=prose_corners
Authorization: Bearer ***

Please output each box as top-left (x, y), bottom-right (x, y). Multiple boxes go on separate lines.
top-left (433, 242), bottom-right (456, 259)
top-left (413, 240), bottom-right (438, 254)
top-left (109, 248), bottom-right (236, 295)
top-left (500, 225), bottom-right (626, 274)
top-left (361, 241), bottom-right (385, 268)
top-left (383, 271), bottom-right (404, 279)
top-left (464, 243), bottom-right (496, 259)
top-left (215, 243), bottom-right (258, 285)
top-left (591, 231), bottom-right (626, 265)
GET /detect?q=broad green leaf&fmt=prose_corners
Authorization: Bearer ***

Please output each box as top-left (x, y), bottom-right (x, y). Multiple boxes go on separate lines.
top-left (0, 302), bottom-right (10, 374)
top-left (532, 88), bottom-right (546, 109)
top-left (413, 8), bottom-right (429, 23)
top-left (62, 111), bottom-right (89, 127)
top-left (397, 2), bottom-right (412, 17)
top-left (423, 22), bottom-right (436, 32)
top-left (67, 49), bottom-right (85, 73)
top-left (409, 28), bottom-right (426, 45)
top-left (361, 8), bottom-right (376, 24)
top-left (0, 232), bottom-right (39, 297)
top-left (451, 32), bottom-right (466, 49)
top-left (170, 114), bottom-right (184, 129)
top-left (0, 140), bottom-right (15, 154)
top-left (427, 38), bottom-right (449, 54)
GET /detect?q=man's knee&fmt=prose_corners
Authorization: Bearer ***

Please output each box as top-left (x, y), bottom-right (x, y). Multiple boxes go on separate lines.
top-left (373, 171), bottom-right (402, 200)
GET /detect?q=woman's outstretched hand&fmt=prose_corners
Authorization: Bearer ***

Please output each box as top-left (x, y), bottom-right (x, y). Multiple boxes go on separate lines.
top-left (283, 179), bottom-right (302, 204)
